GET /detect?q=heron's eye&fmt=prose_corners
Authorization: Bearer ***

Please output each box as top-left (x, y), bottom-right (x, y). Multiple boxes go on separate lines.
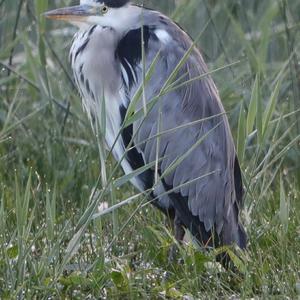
top-left (101, 6), bottom-right (108, 14)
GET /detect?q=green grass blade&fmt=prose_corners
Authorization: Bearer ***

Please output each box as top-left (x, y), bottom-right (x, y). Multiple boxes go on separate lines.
top-left (247, 75), bottom-right (259, 136)
top-left (237, 103), bottom-right (246, 162)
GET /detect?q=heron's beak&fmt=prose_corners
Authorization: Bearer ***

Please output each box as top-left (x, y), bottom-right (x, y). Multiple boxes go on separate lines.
top-left (44, 5), bottom-right (94, 22)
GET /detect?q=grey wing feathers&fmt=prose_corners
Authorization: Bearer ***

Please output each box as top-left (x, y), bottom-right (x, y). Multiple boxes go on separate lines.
top-left (130, 13), bottom-right (242, 237)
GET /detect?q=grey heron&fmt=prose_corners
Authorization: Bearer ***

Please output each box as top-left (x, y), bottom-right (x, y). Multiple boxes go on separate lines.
top-left (45, 0), bottom-right (247, 258)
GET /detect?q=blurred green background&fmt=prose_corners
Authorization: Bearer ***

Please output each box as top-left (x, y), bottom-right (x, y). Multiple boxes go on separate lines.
top-left (0, 0), bottom-right (299, 299)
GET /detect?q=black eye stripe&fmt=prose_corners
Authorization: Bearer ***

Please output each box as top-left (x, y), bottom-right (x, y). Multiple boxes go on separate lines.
top-left (95, 0), bottom-right (129, 8)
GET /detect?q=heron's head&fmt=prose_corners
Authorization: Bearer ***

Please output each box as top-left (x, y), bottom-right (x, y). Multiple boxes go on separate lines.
top-left (44, 0), bottom-right (142, 33)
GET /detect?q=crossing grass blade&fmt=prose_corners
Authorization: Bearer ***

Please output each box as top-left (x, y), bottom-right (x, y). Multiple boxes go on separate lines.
top-left (262, 78), bottom-right (282, 138)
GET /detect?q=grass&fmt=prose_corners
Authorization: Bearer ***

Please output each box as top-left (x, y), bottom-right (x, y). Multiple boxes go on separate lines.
top-left (0, 0), bottom-right (300, 298)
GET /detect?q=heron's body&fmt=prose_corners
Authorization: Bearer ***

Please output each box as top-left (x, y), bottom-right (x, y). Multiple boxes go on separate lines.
top-left (46, 0), bottom-right (247, 251)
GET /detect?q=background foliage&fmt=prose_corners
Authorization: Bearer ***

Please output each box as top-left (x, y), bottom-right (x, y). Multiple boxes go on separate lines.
top-left (0, 0), bottom-right (299, 298)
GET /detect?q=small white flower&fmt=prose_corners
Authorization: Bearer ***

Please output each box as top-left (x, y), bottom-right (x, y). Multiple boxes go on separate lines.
top-left (98, 201), bottom-right (109, 212)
